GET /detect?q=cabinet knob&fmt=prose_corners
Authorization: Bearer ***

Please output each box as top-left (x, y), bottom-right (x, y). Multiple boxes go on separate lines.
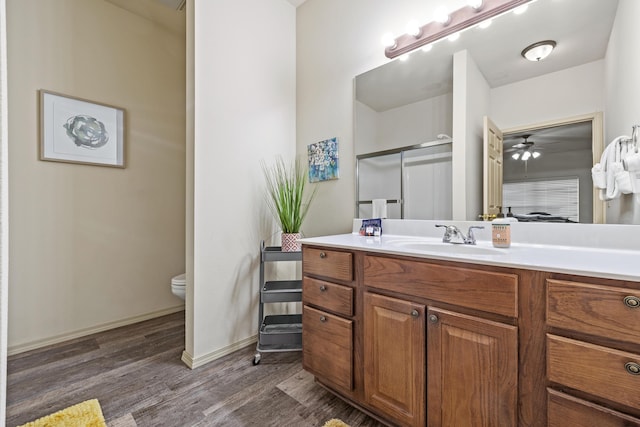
top-left (319, 316), bottom-right (327, 323)
top-left (624, 296), bottom-right (640, 308)
top-left (625, 362), bottom-right (640, 375)
top-left (428, 314), bottom-right (438, 323)
top-left (319, 252), bottom-right (327, 258)
top-left (319, 285), bottom-right (327, 292)
top-left (411, 309), bottom-right (419, 318)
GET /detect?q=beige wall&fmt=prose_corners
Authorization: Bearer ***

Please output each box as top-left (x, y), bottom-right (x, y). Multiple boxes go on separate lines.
top-left (6, 0), bottom-right (186, 352)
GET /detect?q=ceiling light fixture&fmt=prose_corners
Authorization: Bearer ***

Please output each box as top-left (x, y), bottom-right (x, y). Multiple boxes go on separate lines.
top-left (521, 40), bottom-right (557, 61)
top-left (511, 148), bottom-right (541, 161)
top-left (383, 0), bottom-right (533, 59)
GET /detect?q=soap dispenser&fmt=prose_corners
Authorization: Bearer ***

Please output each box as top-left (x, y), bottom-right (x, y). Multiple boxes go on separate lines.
top-left (491, 217), bottom-right (511, 248)
top-left (492, 207), bottom-right (517, 248)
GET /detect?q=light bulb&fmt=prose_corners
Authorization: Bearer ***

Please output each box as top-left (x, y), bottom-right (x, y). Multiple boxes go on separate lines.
top-left (434, 7), bottom-right (450, 24)
top-left (406, 20), bottom-right (421, 37)
top-left (479, 19), bottom-right (492, 29)
top-left (399, 53), bottom-right (410, 62)
top-left (381, 32), bottom-right (397, 49)
top-left (532, 151), bottom-right (541, 158)
top-left (421, 44), bottom-right (433, 53)
top-left (521, 151), bottom-right (532, 161)
top-left (467, 0), bottom-right (483, 10)
top-left (513, 4), bottom-right (528, 15)
top-left (448, 33), bottom-right (460, 42)
top-left (512, 152), bottom-right (520, 160)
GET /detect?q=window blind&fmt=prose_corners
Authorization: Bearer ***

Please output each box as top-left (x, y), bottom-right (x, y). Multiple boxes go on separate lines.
top-left (503, 177), bottom-right (579, 222)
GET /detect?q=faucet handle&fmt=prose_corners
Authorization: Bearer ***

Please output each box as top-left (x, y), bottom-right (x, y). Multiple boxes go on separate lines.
top-left (435, 224), bottom-right (455, 242)
top-left (465, 226), bottom-right (485, 244)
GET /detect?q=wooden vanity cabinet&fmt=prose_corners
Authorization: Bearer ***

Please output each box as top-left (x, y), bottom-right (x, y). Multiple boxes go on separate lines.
top-left (546, 278), bottom-right (640, 424)
top-left (301, 246), bottom-right (355, 394)
top-left (363, 254), bottom-right (519, 427)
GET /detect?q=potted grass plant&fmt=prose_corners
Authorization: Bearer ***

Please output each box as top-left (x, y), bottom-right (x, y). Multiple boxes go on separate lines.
top-left (262, 156), bottom-right (317, 252)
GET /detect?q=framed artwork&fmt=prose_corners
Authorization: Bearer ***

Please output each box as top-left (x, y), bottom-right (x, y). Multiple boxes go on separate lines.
top-left (308, 137), bottom-right (339, 182)
top-left (39, 90), bottom-right (125, 168)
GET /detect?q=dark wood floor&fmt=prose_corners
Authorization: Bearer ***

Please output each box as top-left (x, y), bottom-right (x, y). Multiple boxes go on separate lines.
top-left (6, 311), bottom-right (384, 427)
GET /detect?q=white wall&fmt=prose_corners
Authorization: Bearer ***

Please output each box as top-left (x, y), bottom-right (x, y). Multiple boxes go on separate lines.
top-left (187, 0), bottom-right (296, 366)
top-left (6, 0), bottom-right (186, 352)
top-left (452, 50), bottom-right (491, 220)
top-left (604, 0), bottom-right (640, 224)
top-left (490, 60), bottom-right (604, 130)
top-left (377, 94), bottom-right (453, 152)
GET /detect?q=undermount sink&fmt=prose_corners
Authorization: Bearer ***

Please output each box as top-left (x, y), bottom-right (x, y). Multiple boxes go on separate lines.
top-left (387, 239), bottom-right (505, 256)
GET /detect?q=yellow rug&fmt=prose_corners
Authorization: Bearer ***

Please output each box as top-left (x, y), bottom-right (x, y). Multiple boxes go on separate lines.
top-left (17, 399), bottom-right (107, 427)
top-left (322, 419), bottom-right (350, 427)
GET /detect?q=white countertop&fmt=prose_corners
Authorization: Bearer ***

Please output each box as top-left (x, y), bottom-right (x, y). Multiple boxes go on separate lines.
top-left (298, 220), bottom-right (640, 282)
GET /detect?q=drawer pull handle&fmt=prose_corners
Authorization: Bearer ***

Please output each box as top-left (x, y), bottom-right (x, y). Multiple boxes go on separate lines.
top-left (625, 362), bottom-right (640, 375)
top-left (319, 285), bottom-right (327, 292)
top-left (411, 309), bottom-right (419, 318)
top-left (320, 316), bottom-right (327, 323)
top-left (624, 296), bottom-right (640, 308)
top-left (319, 252), bottom-right (327, 258)
top-left (428, 314), bottom-right (438, 323)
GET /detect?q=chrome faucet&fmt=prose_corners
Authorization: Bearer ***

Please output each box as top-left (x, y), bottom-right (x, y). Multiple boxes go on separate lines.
top-left (435, 225), bottom-right (484, 245)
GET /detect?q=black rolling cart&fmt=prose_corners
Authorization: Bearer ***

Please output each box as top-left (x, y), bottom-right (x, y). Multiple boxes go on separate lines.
top-left (253, 241), bottom-right (302, 365)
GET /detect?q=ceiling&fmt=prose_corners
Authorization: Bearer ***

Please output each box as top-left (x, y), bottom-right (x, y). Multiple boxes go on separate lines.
top-left (103, 0), bottom-right (186, 36)
top-left (356, 0), bottom-right (619, 112)
top-left (503, 121), bottom-right (592, 155)
top-left (103, 0), bottom-right (306, 36)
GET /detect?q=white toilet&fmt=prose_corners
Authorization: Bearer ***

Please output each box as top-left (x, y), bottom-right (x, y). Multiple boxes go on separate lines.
top-left (171, 273), bottom-right (186, 300)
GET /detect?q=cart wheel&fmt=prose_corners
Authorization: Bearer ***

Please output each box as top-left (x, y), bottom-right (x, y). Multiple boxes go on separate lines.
top-left (252, 354), bottom-right (261, 365)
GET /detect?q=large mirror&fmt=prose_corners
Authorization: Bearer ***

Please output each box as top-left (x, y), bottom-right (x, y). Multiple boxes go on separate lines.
top-left (354, 0), bottom-right (637, 224)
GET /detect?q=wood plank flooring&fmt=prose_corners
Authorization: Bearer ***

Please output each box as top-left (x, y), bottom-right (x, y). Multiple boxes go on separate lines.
top-left (6, 311), bottom-right (385, 427)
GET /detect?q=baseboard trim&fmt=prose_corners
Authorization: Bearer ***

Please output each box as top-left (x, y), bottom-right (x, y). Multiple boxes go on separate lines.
top-left (181, 335), bottom-right (257, 369)
top-left (8, 305), bottom-right (185, 356)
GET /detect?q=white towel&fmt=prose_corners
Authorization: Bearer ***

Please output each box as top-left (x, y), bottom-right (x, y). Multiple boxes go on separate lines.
top-left (595, 135), bottom-right (629, 201)
top-left (623, 153), bottom-right (640, 193)
top-left (613, 162), bottom-right (633, 194)
top-left (623, 153), bottom-right (640, 171)
top-left (591, 163), bottom-right (606, 189)
top-left (372, 199), bottom-right (388, 219)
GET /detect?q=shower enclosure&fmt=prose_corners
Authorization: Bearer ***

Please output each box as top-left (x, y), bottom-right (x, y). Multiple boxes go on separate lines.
top-left (356, 138), bottom-right (453, 220)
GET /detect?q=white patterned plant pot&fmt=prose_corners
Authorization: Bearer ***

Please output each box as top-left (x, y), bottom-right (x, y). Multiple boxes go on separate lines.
top-left (281, 232), bottom-right (301, 252)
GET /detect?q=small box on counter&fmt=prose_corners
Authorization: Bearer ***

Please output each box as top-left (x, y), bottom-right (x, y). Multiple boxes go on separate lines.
top-left (359, 218), bottom-right (382, 236)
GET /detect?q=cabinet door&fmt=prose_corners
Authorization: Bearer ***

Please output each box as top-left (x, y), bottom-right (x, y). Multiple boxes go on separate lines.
top-left (427, 307), bottom-right (517, 427)
top-left (363, 292), bottom-right (425, 427)
top-left (302, 305), bottom-right (353, 391)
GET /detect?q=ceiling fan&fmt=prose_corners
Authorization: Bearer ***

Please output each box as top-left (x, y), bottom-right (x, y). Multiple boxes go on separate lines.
top-left (506, 134), bottom-right (542, 161)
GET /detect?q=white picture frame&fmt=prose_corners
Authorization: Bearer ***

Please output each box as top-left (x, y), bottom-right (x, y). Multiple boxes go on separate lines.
top-left (39, 90), bottom-right (125, 168)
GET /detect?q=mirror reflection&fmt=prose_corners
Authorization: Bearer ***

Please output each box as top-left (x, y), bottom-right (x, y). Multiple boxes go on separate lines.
top-left (354, 0), bottom-right (635, 223)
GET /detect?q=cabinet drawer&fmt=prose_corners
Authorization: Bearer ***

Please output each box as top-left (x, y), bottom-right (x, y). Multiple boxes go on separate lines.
top-left (548, 389), bottom-right (640, 427)
top-left (303, 277), bottom-right (353, 317)
top-left (547, 334), bottom-right (640, 409)
top-left (303, 247), bottom-right (353, 282)
top-left (302, 305), bottom-right (353, 390)
top-left (364, 255), bottom-right (518, 317)
top-left (547, 279), bottom-right (640, 344)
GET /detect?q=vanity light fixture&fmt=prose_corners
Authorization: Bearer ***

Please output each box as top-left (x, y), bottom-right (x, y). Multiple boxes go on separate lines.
top-left (521, 40), bottom-right (556, 61)
top-left (383, 0), bottom-right (533, 59)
